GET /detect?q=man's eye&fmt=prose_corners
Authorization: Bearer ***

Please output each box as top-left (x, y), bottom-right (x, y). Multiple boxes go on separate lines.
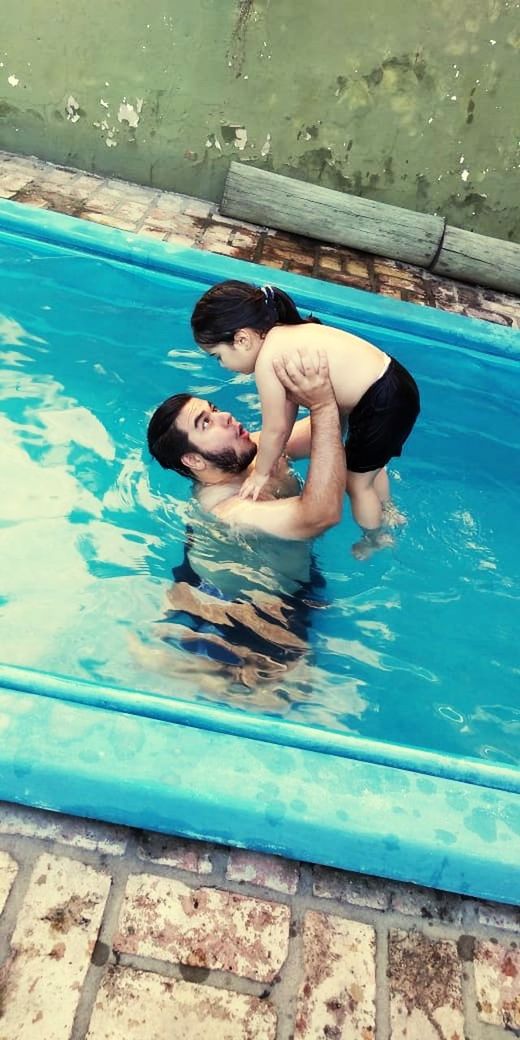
top-left (202, 416), bottom-right (210, 429)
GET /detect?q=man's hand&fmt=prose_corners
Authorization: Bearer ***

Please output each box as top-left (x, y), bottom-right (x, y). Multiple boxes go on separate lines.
top-left (272, 348), bottom-right (334, 410)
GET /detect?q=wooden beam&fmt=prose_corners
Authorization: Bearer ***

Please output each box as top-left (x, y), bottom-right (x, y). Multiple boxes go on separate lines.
top-left (221, 161), bottom-right (445, 267)
top-left (433, 225), bottom-right (520, 294)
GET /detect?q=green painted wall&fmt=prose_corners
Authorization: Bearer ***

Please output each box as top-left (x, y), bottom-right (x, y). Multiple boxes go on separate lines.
top-left (1, 0), bottom-right (519, 241)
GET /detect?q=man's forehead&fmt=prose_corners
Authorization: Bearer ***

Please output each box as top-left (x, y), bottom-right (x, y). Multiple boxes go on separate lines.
top-left (177, 397), bottom-right (208, 433)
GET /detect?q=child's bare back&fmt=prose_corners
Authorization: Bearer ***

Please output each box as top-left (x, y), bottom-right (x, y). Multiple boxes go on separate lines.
top-left (257, 322), bottom-right (389, 417)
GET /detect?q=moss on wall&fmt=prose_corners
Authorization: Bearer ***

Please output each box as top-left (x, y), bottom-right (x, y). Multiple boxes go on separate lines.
top-left (1, 0), bottom-right (519, 241)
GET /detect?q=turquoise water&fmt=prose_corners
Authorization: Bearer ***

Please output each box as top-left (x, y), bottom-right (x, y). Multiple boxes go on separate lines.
top-left (1, 237), bottom-right (519, 766)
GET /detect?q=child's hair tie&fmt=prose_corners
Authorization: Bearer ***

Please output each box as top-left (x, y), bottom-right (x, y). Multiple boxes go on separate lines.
top-left (261, 284), bottom-right (275, 304)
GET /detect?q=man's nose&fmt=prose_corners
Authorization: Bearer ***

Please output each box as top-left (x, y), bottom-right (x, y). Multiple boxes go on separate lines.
top-left (219, 411), bottom-right (233, 426)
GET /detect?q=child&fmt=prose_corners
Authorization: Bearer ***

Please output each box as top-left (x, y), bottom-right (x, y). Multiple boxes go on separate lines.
top-left (191, 280), bottom-right (420, 556)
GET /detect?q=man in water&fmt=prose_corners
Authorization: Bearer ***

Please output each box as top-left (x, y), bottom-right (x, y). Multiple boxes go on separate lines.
top-left (144, 349), bottom-right (345, 692)
top-left (147, 348), bottom-right (345, 540)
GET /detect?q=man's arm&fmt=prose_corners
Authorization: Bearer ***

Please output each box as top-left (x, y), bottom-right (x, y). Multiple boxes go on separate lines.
top-left (214, 350), bottom-right (345, 540)
top-left (284, 416), bottom-right (311, 460)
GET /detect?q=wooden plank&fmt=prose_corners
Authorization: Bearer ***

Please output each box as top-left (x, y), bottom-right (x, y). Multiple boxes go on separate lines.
top-left (221, 161), bottom-right (444, 267)
top-left (433, 225), bottom-right (520, 294)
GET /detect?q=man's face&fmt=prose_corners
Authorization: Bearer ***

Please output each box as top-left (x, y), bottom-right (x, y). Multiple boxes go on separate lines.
top-left (177, 397), bottom-right (257, 475)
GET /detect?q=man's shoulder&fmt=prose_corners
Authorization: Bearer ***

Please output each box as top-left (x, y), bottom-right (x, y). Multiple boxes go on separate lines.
top-left (196, 482), bottom-right (241, 517)
top-left (210, 494), bottom-right (261, 530)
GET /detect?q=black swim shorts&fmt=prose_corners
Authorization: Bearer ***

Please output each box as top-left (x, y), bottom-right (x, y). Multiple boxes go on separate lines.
top-left (346, 357), bottom-right (420, 473)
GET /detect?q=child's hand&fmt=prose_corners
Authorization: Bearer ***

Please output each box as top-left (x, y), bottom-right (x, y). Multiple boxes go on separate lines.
top-left (238, 471), bottom-right (270, 501)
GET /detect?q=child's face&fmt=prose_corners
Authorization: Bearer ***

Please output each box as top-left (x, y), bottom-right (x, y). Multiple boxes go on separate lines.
top-left (206, 336), bottom-right (255, 374)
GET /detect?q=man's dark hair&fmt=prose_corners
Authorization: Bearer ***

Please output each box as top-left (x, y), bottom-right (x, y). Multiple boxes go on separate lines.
top-left (147, 393), bottom-right (195, 477)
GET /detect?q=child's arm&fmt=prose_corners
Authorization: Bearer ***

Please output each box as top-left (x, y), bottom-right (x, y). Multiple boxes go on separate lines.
top-left (238, 361), bottom-right (298, 501)
top-left (215, 349), bottom-right (345, 539)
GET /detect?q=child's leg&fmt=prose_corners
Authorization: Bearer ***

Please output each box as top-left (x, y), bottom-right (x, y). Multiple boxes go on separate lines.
top-left (346, 468), bottom-right (385, 530)
top-left (374, 467), bottom-right (406, 527)
top-left (346, 458), bottom-right (389, 504)
top-left (346, 468), bottom-right (394, 559)
top-left (373, 467), bottom-right (390, 507)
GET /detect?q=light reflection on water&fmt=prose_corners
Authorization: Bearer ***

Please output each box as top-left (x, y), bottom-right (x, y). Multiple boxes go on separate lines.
top-left (0, 243), bottom-right (519, 765)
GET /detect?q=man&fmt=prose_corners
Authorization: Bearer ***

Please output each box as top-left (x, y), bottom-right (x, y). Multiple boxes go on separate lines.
top-left (144, 349), bottom-right (345, 690)
top-left (147, 348), bottom-right (345, 541)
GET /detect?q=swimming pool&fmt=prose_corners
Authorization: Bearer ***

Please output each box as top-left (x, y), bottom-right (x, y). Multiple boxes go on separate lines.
top-left (0, 199), bottom-right (519, 904)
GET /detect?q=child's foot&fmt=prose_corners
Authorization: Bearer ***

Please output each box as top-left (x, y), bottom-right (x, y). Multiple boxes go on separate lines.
top-left (352, 530), bottom-right (394, 560)
top-left (382, 502), bottom-right (406, 528)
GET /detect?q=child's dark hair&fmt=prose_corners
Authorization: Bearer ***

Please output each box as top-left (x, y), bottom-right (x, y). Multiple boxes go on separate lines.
top-left (191, 279), bottom-right (320, 348)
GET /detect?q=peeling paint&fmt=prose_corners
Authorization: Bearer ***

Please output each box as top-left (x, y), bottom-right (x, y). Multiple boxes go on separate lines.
top-left (261, 132), bottom-right (271, 157)
top-left (66, 96), bottom-right (80, 123)
top-left (234, 127), bottom-right (248, 150)
top-left (118, 101), bottom-right (141, 128)
top-left (205, 133), bottom-right (222, 151)
top-left (0, 9), bottom-right (518, 241)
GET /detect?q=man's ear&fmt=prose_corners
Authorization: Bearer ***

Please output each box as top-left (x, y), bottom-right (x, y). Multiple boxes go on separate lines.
top-left (181, 452), bottom-right (206, 473)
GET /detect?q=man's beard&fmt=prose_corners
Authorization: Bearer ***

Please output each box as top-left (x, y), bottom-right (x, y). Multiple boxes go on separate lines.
top-left (201, 441), bottom-right (257, 474)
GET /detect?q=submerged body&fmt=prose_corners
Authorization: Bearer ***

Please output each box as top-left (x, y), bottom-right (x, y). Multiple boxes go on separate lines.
top-left (147, 359), bottom-right (333, 689)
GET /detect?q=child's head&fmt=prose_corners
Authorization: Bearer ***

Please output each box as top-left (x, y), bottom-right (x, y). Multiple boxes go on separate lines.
top-left (191, 280), bottom-right (315, 374)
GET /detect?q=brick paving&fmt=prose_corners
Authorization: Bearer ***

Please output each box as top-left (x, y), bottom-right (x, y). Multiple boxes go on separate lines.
top-left (0, 149), bottom-right (519, 327)
top-left (0, 805), bottom-right (519, 1039)
top-left (0, 150), bottom-right (519, 1038)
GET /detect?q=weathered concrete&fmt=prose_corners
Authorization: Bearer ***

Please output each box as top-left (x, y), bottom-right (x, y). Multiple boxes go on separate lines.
top-left (0, 1), bottom-right (519, 240)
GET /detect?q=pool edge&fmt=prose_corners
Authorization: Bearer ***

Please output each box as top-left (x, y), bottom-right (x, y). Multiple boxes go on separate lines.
top-left (1, 662), bottom-right (518, 795)
top-left (0, 687), bottom-right (518, 906)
